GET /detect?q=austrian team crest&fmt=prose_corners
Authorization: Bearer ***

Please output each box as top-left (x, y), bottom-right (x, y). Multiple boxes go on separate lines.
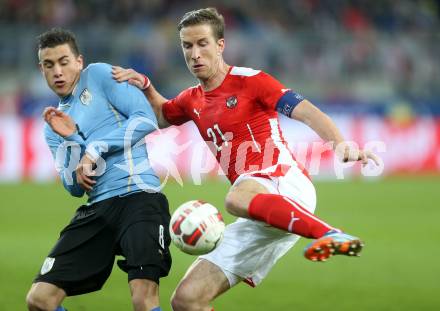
top-left (80, 88), bottom-right (92, 105)
top-left (226, 96), bottom-right (238, 109)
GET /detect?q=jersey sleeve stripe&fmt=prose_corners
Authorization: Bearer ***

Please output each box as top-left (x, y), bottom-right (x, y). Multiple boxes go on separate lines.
top-left (269, 118), bottom-right (295, 164)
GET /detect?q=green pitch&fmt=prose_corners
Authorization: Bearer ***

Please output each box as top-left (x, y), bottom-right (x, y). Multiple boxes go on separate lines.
top-left (1, 177), bottom-right (439, 310)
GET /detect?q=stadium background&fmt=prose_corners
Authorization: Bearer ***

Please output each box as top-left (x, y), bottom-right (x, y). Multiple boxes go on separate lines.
top-left (0, 0), bottom-right (439, 310)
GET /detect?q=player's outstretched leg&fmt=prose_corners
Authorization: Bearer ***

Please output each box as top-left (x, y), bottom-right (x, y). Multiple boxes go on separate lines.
top-left (226, 183), bottom-right (364, 262)
top-left (248, 193), bottom-right (339, 238)
top-left (303, 230), bottom-right (364, 262)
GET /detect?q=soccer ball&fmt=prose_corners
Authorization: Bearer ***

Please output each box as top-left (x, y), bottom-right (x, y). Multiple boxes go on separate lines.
top-left (169, 200), bottom-right (225, 255)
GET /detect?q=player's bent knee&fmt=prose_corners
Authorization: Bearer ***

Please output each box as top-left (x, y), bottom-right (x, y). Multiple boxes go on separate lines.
top-left (26, 290), bottom-right (57, 311)
top-left (131, 294), bottom-right (147, 311)
top-left (171, 284), bottom-right (207, 311)
top-left (170, 292), bottom-right (185, 311)
top-left (129, 279), bottom-right (160, 310)
top-left (171, 292), bottom-right (194, 311)
top-left (224, 191), bottom-right (244, 217)
top-left (131, 289), bottom-right (156, 310)
top-left (26, 283), bottom-right (65, 311)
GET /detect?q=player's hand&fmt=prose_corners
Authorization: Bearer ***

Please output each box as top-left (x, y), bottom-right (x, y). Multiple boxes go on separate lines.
top-left (336, 143), bottom-right (381, 166)
top-left (75, 154), bottom-right (97, 192)
top-left (43, 107), bottom-right (76, 137)
top-left (112, 66), bottom-right (150, 90)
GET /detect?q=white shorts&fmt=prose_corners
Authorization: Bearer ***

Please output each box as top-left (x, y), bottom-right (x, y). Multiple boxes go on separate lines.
top-left (200, 163), bottom-right (317, 287)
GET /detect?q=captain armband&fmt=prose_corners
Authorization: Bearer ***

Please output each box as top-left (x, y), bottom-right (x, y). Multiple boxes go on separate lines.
top-left (275, 91), bottom-right (305, 117)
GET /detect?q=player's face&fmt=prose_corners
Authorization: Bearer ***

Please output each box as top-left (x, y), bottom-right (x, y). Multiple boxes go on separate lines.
top-left (38, 43), bottom-right (83, 97)
top-left (180, 24), bottom-right (224, 81)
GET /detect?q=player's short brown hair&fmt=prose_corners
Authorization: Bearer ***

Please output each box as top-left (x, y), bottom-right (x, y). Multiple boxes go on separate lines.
top-left (37, 28), bottom-right (80, 57)
top-left (178, 8), bottom-right (225, 40)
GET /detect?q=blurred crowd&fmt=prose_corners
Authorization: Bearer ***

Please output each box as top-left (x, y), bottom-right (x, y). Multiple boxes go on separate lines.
top-left (0, 0), bottom-right (439, 117)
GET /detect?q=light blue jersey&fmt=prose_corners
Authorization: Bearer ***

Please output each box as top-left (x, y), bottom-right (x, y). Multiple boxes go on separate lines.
top-left (44, 63), bottom-right (160, 204)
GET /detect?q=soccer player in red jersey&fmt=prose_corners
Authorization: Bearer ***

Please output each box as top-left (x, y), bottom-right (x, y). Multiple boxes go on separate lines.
top-left (113, 7), bottom-right (380, 311)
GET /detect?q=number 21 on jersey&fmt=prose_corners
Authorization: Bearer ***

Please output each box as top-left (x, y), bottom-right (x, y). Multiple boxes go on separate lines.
top-left (206, 124), bottom-right (229, 151)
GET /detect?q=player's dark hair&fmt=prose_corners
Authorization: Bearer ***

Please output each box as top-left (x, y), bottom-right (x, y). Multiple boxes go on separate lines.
top-left (178, 7), bottom-right (225, 40)
top-left (37, 27), bottom-right (80, 56)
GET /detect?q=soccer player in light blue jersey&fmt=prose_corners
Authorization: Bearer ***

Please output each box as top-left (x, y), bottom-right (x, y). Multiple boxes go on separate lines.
top-left (26, 28), bottom-right (170, 311)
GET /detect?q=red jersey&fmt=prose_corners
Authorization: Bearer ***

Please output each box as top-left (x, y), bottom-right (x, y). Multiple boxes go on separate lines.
top-left (162, 66), bottom-right (301, 184)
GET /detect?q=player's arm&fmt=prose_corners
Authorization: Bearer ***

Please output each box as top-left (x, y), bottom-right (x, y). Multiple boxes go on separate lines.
top-left (290, 99), bottom-right (380, 165)
top-left (256, 71), bottom-right (379, 165)
top-left (112, 66), bottom-right (170, 128)
top-left (43, 107), bottom-right (96, 193)
top-left (43, 118), bottom-right (86, 197)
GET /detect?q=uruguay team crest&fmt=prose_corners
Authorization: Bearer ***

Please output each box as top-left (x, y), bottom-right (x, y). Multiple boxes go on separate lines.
top-left (80, 88), bottom-right (92, 105)
top-left (40, 257), bottom-right (55, 275)
top-left (226, 96), bottom-right (238, 109)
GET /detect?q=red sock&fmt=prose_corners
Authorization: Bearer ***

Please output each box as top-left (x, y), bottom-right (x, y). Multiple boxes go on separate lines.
top-left (248, 193), bottom-right (338, 239)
